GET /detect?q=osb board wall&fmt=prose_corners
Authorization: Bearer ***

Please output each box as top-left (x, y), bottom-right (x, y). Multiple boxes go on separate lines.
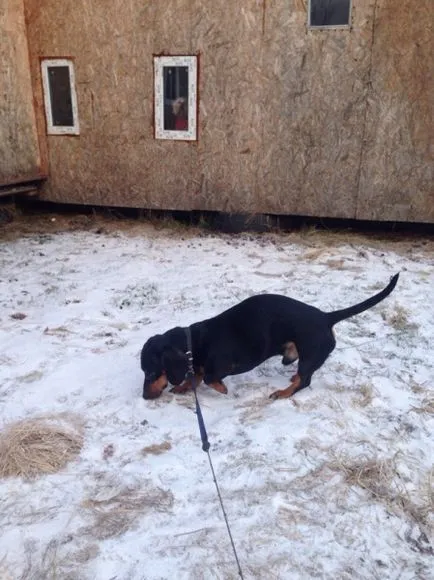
top-left (0, 0), bottom-right (40, 183)
top-left (356, 0), bottom-right (434, 222)
top-left (24, 0), bottom-right (433, 222)
top-left (254, 0), bottom-right (372, 217)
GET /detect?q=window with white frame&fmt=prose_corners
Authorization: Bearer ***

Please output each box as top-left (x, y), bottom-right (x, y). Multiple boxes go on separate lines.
top-left (154, 56), bottom-right (198, 141)
top-left (41, 59), bottom-right (79, 135)
top-left (309, 0), bottom-right (351, 27)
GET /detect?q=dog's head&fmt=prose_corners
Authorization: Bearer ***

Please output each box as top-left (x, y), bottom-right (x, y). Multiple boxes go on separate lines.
top-left (140, 328), bottom-right (189, 399)
top-left (172, 97), bottom-right (186, 117)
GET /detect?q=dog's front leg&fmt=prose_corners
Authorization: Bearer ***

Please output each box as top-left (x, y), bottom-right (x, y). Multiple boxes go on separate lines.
top-left (171, 371), bottom-right (204, 394)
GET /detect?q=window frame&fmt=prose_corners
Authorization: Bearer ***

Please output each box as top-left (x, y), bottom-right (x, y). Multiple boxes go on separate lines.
top-left (308, 0), bottom-right (352, 30)
top-left (153, 55), bottom-right (198, 141)
top-left (41, 58), bottom-right (80, 135)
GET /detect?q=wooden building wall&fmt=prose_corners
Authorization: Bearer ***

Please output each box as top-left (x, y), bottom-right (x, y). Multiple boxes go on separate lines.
top-left (23, 0), bottom-right (433, 222)
top-left (0, 0), bottom-right (41, 184)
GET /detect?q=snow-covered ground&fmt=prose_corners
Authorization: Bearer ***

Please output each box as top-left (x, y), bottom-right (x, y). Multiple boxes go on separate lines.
top-left (0, 218), bottom-right (433, 580)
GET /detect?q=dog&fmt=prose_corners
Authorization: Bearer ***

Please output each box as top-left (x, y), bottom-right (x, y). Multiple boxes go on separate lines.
top-left (141, 273), bottom-right (399, 401)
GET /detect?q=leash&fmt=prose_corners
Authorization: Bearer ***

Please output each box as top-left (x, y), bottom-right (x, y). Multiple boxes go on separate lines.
top-left (185, 327), bottom-right (244, 580)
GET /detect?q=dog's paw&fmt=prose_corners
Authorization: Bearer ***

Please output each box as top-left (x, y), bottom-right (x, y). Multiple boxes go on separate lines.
top-left (208, 381), bottom-right (228, 395)
top-left (170, 384), bottom-right (191, 394)
top-left (269, 390), bottom-right (284, 400)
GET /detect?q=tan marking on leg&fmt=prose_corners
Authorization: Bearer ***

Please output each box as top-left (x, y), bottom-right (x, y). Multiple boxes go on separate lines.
top-left (208, 381), bottom-right (228, 395)
top-left (283, 341), bottom-right (299, 361)
top-left (170, 383), bottom-right (191, 394)
top-left (269, 374), bottom-right (301, 400)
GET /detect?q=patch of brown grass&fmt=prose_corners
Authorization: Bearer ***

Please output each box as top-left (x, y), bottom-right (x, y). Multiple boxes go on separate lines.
top-left (385, 304), bottom-right (419, 332)
top-left (410, 381), bottom-right (427, 394)
top-left (326, 258), bottom-right (346, 269)
top-left (18, 538), bottom-right (99, 580)
top-left (141, 441), bottom-right (172, 456)
top-left (302, 247), bottom-right (329, 261)
top-left (81, 476), bottom-right (174, 540)
top-left (410, 395), bottom-right (434, 416)
top-left (0, 413), bottom-right (84, 480)
top-left (338, 456), bottom-right (395, 499)
top-left (331, 453), bottom-right (433, 529)
top-left (351, 383), bottom-right (375, 408)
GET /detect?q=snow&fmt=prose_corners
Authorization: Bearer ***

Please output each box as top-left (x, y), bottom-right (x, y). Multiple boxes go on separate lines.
top-left (0, 222), bottom-right (433, 580)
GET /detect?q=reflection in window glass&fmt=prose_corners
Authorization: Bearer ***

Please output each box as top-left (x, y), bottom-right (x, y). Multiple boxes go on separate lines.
top-left (41, 59), bottom-right (79, 135)
top-left (310, 0), bottom-right (351, 27)
top-left (163, 67), bottom-right (189, 131)
top-left (154, 55), bottom-right (197, 141)
top-left (47, 66), bottom-right (74, 126)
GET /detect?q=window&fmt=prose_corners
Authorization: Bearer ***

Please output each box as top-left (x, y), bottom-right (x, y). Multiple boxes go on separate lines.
top-left (309, 0), bottom-right (351, 28)
top-left (154, 56), bottom-right (198, 141)
top-left (41, 59), bottom-right (79, 135)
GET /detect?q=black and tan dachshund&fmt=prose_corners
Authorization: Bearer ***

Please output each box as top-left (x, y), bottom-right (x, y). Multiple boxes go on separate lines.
top-left (141, 273), bottom-right (399, 400)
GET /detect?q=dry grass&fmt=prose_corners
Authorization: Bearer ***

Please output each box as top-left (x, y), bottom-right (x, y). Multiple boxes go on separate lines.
top-left (81, 476), bottom-right (174, 540)
top-left (337, 455), bottom-right (395, 499)
top-left (0, 558), bottom-right (13, 580)
top-left (410, 395), bottom-right (434, 416)
top-left (18, 538), bottom-right (99, 580)
top-left (141, 441), bottom-right (172, 456)
top-left (292, 433), bottom-right (433, 538)
top-left (302, 247), bottom-right (329, 261)
top-left (351, 383), bottom-right (375, 407)
top-left (331, 453), bottom-right (433, 531)
top-left (325, 258), bottom-right (346, 269)
top-left (235, 394), bottom-right (273, 424)
top-left (0, 413), bottom-right (84, 480)
top-left (0, 207), bottom-right (203, 243)
top-left (385, 304), bottom-right (419, 332)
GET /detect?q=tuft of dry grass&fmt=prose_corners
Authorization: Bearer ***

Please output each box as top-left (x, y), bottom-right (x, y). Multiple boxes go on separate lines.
top-left (0, 413), bottom-right (84, 480)
top-left (302, 247), bottom-right (329, 261)
top-left (331, 453), bottom-right (433, 530)
top-left (81, 477), bottom-right (174, 540)
top-left (18, 538), bottom-right (99, 580)
top-left (385, 304), bottom-right (419, 332)
top-left (351, 383), bottom-right (375, 408)
top-left (141, 441), bottom-right (172, 456)
top-left (410, 395), bottom-right (434, 416)
top-left (325, 258), bottom-right (346, 270)
top-left (338, 456), bottom-right (395, 499)
top-left (410, 381), bottom-right (427, 394)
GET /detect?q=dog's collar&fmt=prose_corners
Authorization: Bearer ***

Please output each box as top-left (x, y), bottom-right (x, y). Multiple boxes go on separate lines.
top-left (184, 326), bottom-right (194, 377)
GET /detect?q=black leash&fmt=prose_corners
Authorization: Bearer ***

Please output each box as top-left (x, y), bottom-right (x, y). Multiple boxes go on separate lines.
top-left (185, 327), bottom-right (244, 580)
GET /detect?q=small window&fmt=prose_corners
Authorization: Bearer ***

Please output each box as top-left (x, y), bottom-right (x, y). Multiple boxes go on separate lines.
top-left (309, 0), bottom-right (351, 28)
top-left (154, 56), bottom-right (198, 141)
top-left (41, 59), bottom-right (79, 135)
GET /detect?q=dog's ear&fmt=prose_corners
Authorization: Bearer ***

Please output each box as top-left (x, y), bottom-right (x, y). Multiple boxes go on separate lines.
top-left (142, 327), bottom-right (186, 374)
top-left (141, 334), bottom-right (166, 370)
top-left (161, 346), bottom-right (188, 386)
top-left (161, 346), bottom-right (186, 368)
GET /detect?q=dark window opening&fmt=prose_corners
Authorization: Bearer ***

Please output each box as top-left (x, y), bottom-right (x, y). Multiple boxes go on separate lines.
top-left (163, 66), bottom-right (189, 131)
top-left (47, 66), bottom-right (74, 127)
top-left (310, 0), bottom-right (351, 27)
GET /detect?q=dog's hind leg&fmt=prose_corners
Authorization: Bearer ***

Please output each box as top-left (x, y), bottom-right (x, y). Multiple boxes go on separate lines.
top-left (269, 372), bottom-right (302, 400)
top-left (207, 381), bottom-right (228, 394)
top-left (270, 335), bottom-right (335, 400)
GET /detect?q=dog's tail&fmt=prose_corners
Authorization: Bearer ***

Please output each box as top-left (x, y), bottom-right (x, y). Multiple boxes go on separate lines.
top-left (326, 273), bottom-right (399, 327)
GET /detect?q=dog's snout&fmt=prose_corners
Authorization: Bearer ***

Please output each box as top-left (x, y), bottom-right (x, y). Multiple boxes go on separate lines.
top-left (142, 374), bottom-right (168, 400)
top-left (143, 387), bottom-right (162, 400)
